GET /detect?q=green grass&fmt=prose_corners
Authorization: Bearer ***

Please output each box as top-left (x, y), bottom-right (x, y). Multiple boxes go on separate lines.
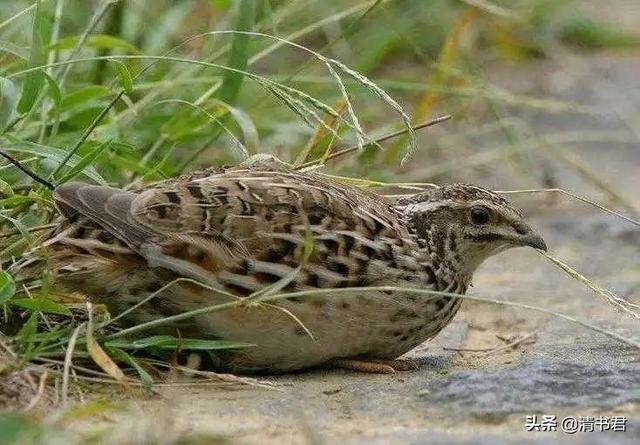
top-left (1, 0), bottom-right (640, 443)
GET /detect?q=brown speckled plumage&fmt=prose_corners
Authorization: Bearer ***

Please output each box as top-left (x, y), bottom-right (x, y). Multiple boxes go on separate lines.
top-left (31, 155), bottom-right (546, 372)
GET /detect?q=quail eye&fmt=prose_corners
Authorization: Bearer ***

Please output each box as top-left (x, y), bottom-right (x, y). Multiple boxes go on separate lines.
top-left (469, 206), bottom-right (490, 225)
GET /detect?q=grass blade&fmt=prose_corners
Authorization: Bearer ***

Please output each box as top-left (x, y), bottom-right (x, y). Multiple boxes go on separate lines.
top-left (111, 60), bottom-right (134, 94)
top-left (86, 304), bottom-right (126, 384)
top-left (57, 139), bottom-right (113, 184)
top-left (17, 0), bottom-right (53, 114)
top-left (0, 270), bottom-right (16, 304)
top-left (2, 138), bottom-right (105, 184)
top-left (540, 251), bottom-right (640, 319)
top-left (50, 90), bottom-right (123, 180)
top-left (105, 335), bottom-right (254, 351)
top-left (105, 346), bottom-right (154, 390)
top-left (218, 0), bottom-right (256, 105)
top-left (0, 77), bottom-right (19, 130)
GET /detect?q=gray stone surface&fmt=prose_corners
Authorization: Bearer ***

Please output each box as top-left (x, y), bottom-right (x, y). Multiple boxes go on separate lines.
top-left (425, 346), bottom-right (640, 414)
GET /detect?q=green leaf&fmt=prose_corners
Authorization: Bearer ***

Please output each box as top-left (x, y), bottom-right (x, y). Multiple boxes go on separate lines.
top-left (28, 326), bottom-right (71, 343)
top-left (17, 0), bottom-right (54, 114)
top-left (16, 312), bottom-right (38, 345)
top-left (42, 72), bottom-right (62, 112)
top-left (0, 179), bottom-right (14, 196)
top-left (2, 138), bottom-right (106, 184)
top-left (18, 68), bottom-right (44, 115)
top-left (58, 139), bottom-right (113, 184)
top-left (218, 1), bottom-right (257, 105)
top-left (111, 60), bottom-right (134, 94)
top-left (109, 154), bottom-right (153, 175)
top-left (0, 196), bottom-right (43, 208)
top-left (49, 34), bottom-right (141, 54)
top-left (11, 297), bottom-right (72, 315)
top-left (106, 347), bottom-right (154, 390)
top-left (0, 77), bottom-right (19, 130)
top-left (60, 85), bottom-right (111, 111)
top-left (160, 101), bottom-right (218, 142)
top-left (0, 213), bottom-right (30, 238)
top-left (106, 335), bottom-right (254, 351)
top-left (63, 106), bottom-right (107, 129)
top-left (0, 271), bottom-right (16, 305)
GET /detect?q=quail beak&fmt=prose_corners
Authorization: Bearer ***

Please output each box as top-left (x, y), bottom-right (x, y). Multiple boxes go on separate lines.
top-left (520, 230), bottom-right (547, 251)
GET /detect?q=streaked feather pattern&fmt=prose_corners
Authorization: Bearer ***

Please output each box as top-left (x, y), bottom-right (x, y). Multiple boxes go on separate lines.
top-left (23, 155), bottom-right (543, 372)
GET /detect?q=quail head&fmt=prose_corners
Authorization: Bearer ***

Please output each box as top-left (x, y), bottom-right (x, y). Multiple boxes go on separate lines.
top-left (32, 155), bottom-right (546, 373)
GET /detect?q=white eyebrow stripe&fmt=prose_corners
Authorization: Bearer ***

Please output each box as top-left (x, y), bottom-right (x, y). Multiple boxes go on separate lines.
top-left (404, 199), bottom-right (523, 222)
top-left (405, 199), bottom-right (457, 213)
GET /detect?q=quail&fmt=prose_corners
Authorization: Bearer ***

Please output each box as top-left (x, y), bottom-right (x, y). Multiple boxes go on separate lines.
top-left (35, 155), bottom-right (546, 373)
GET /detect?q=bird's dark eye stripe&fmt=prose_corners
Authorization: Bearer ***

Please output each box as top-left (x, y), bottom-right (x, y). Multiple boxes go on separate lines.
top-left (513, 222), bottom-right (528, 235)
